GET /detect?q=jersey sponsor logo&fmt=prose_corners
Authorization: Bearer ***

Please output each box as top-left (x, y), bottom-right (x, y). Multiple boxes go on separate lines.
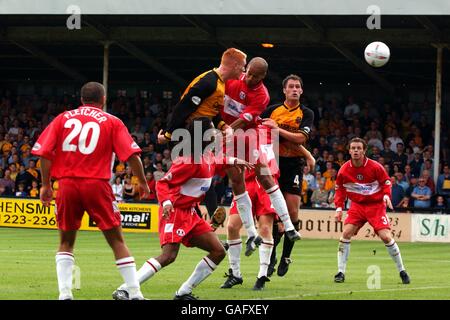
top-left (164, 223), bottom-right (174, 233)
top-left (32, 142), bottom-right (41, 151)
top-left (242, 113), bottom-right (253, 122)
top-left (343, 181), bottom-right (381, 196)
top-left (176, 228), bottom-right (185, 237)
top-left (180, 177), bottom-right (212, 198)
top-left (191, 96), bottom-right (202, 105)
top-left (223, 95), bottom-right (245, 117)
top-left (357, 174), bottom-right (364, 181)
top-left (239, 91), bottom-right (246, 100)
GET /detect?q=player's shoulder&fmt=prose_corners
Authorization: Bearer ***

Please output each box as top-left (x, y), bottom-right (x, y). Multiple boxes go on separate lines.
top-left (263, 102), bottom-right (284, 115)
top-left (301, 104), bottom-right (314, 115)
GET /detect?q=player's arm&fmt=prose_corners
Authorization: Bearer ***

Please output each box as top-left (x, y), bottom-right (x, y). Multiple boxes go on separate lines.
top-left (334, 169), bottom-right (347, 221)
top-left (377, 162), bottom-right (393, 209)
top-left (230, 90), bottom-right (270, 130)
top-left (162, 72), bottom-right (217, 142)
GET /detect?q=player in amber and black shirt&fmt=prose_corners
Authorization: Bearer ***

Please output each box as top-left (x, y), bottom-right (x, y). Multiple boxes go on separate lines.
top-left (158, 48), bottom-right (247, 144)
top-left (260, 74), bottom-right (316, 278)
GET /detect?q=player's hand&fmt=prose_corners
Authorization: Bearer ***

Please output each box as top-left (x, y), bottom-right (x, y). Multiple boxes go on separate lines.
top-left (157, 130), bottom-right (169, 144)
top-left (139, 182), bottom-right (151, 200)
top-left (233, 158), bottom-right (255, 172)
top-left (40, 185), bottom-right (53, 207)
top-left (162, 203), bottom-right (174, 220)
top-left (384, 195), bottom-right (394, 211)
top-left (335, 207), bottom-right (343, 222)
top-left (261, 118), bottom-right (278, 130)
top-left (306, 155), bottom-right (316, 173)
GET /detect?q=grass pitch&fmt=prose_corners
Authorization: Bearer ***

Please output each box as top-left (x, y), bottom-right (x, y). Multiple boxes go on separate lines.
top-left (1, 227), bottom-right (450, 300)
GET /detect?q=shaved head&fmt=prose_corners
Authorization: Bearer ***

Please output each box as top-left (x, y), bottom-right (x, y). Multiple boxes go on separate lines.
top-left (245, 57), bottom-right (268, 87)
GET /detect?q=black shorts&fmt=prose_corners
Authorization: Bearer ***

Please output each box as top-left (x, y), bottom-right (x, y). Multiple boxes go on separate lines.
top-left (278, 156), bottom-right (304, 195)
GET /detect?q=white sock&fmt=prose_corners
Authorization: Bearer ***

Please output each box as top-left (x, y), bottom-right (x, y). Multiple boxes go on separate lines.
top-left (266, 186), bottom-right (295, 231)
top-left (227, 239), bottom-right (242, 278)
top-left (176, 257), bottom-right (217, 296)
top-left (116, 257), bottom-right (142, 299)
top-left (55, 252), bottom-right (74, 300)
top-left (337, 238), bottom-right (351, 274)
top-left (118, 257), bottom-right (162, 291)
top-left (385, 239), bottom-right (405, 272)
top-left (234, 192), bottom-right (257, 238)
top-left (258, 238), bottom-right (274, 278)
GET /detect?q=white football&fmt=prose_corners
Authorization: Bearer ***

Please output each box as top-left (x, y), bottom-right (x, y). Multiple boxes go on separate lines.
top-left (364, 41), bottom-right (390, 67)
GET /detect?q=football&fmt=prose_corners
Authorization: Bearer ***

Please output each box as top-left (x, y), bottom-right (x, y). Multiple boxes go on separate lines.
top-left (364, 41), bottom-right (390, 67)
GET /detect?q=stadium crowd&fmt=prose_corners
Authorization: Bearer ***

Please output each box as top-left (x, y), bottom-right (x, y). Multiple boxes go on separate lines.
top-left (0, 89), bottom-right (449, 212)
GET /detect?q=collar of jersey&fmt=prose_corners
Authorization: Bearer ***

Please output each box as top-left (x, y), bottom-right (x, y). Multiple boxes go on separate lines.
top-left (213, 68), bottom-right (224, 82)
top-left (283, 102), bottom-right (300, 112)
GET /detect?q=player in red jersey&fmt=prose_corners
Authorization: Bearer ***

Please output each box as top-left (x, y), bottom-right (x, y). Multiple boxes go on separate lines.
top-left (31, 82), bottom-right (150, 300)
top-left (333, 137), bottom-right (410, 284)
top-left (112, 117), bottom-right (253, 300)
top-left (217, 58), bottom-right (300, 261)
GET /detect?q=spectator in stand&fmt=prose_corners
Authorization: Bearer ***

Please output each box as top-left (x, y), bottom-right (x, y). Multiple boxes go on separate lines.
top-left (381, 140), bottom-right (396, 165)
top-left (161, 149), bottom-right (172, 171)
top-left (0, 168), bottom-right (15, 194)
top-left (310, 180), bottom-right (330, 208)
top-left (15, 164), bottom-right (33, 192)
top-left (112, 176), bottom-right (124, 202)
top-left (343, 96), bottom-right (360, 122)
top-left (142, 155), bottom-right (153, 174)
top-left (387, 129), bottom-right (404, 153)
top-left (420, 159), bottom-right (434, 179)
top-left (367, 131), bottom-right (384, 151)
top-left (122, 176), bottom-right (136, 202)
top-left (394, 172), bottom-right (409, 192)
top-left (411, 177), bottom-right (432, 208)
top-left (436, 164), bottom-right (450, 207)
top-left (369, 146), bottom-right (382, 162)
top-left (152, 162), bottom-right (165, 182)
top-left (391, 176), bottom-right (405, 208)
top-left (433, 195), bottom-right (447, 214)
top-left (409, 152), bottom-right (423, 178)
top-left (392, 143), bottom-right (408, 171)
top-left (324, 168), bottom-right (337, 192)
top-left (421, 169), bottom-right (435, 194)
top-left (114, 160), bottom-right (126, 177)
top-left (29, 180), bottom-right (40, 198)
top-left (15, 183), bottom-right (27, 197)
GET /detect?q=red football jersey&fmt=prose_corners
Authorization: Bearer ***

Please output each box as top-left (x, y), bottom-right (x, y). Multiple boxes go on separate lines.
top-left (31, 105), bottom-right (141, 180)
top-left (221, 75), bottom-right (270, 127)
top-left (156, 152), bottom-right (229, 209)
top-left (334, 157), bottom-right (391, 209)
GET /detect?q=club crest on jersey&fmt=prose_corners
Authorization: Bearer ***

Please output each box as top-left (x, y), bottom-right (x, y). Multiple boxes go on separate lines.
top-left (356, 174), bottom-right (364, 181)
top-left (239, 91), bottom-right (246, 100)
top-left (176, 228), bottom-right (185, 237)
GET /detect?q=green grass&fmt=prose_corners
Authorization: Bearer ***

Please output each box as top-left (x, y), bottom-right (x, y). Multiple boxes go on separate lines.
top-left (1, 228), bottom-right (450, 300)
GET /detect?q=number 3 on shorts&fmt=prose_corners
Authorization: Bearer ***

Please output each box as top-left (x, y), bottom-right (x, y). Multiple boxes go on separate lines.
top-left (293, 175), bottom-right (300, 186)
top-left (381, 215), bottom-right (389, 225)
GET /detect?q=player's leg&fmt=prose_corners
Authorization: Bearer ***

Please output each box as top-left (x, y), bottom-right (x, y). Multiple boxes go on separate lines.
top-left (268, 220), bottom-right (283, 277)
top-left (253, 214), bottom-right (274, 290)
top-left (103, 227), bottom-right (144, 300)
top-left (377, 228), bottom-right (410, 284)
top-left (256, 164), bottom-right (299, 240)
top-left (276, 191), bottom-right (301, 276)
top-left (334, 224), bottom-right (359, 283)
top-left (221, 213), bottom-right (244, 288)
top-left (56, 230), bottom-right (77, 300)
top-left (226, 166), bottom-right (258, 241)
top-left (175, 232), bottom-right (226, 299)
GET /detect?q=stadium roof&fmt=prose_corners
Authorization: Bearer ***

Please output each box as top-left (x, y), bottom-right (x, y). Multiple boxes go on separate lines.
top-left (0, 14), bottom-right (449, 94)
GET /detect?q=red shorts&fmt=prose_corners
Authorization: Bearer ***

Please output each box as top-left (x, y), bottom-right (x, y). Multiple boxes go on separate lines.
top-left (344, 202), bottom-right (391, 232)
top-left (159, 206), bottom-right (213, 247)
top-left (229, 178), bottom-right (276, 218)
top-left (55, 178), bottom-right (121, 231)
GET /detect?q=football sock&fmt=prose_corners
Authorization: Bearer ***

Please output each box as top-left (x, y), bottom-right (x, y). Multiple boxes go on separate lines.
top-left (55, 252), bottom-right (74, 300)
top-left (234, 191), bottom-right (257, 238)
top-left (176, 257), bottom-right (217, 296)
top-left (337, 238), bottom-right (351, 273)
top-left (385, 239), bottom-right (405, 272)
top-left (227, 239), bottom-right (242, 278)
top-left (116, 257), bottom-right (142, 299)
top-left (281, 220), bottom-right (299, 259)
top-left (266, 185), bottom-right (295, 231)
top-left (118, 257), bottom-right (161, 291)
top-left (258, 239), bottom-right (274, 278)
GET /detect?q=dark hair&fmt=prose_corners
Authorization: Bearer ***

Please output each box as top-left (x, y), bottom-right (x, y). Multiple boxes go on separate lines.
top-left (348, 137), bottom-right (368, 150)
top-left (282, 74), bottom-right (303, 88)
top-left (80, 82), bottom-right (105, 104)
